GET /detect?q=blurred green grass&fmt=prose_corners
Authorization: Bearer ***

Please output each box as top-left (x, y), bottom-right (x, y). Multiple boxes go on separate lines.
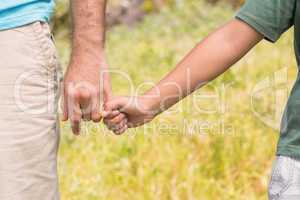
top-left (57, 1), bottom-right (297, 199)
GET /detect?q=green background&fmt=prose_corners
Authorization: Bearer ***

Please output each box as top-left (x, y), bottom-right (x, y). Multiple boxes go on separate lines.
top-left (55, 1), bottom-right (295, 199)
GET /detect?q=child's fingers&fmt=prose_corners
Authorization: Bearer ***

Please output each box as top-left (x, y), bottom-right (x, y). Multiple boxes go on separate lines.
top-left (113, 118), bottom-right (128, 135)
top-left (104, 113), bottom-right (126, 127)
top-left (106, 117), bottom-right (127, 132)
top-left (112, 119), bottom-right (128, 133)
top-left (102, 110), bottom-right (120, 119)
top-left (114, 124), bottom-right (128, 135)
top-left (104, 97), bottom-right (128, 114)
top-left (117, 118), bottom-right (128, 130)
top-left (106, 120), bottom-right (127, 132)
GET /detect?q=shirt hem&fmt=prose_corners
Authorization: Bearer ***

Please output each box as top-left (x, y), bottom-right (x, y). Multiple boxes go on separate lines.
top-left (0, 11), bottom-right (52, 31)
top-left (277, 146), bottom-right (300, 160)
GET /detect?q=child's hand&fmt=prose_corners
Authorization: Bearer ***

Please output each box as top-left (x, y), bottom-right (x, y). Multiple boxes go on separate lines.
top-left (102, 109), bottom-right (128, 135)
top-left (103, 96), bottom-right (157, 134)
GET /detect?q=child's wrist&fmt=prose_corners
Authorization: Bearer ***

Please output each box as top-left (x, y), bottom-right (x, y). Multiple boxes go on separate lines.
top-left (140, 94), bottom-right (162, 117)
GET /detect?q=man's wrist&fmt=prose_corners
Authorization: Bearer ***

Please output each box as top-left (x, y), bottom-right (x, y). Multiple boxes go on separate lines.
top-left (71, 48), bottom-right (105, 59)
top-left (70, 50), bottom-right (106, 69)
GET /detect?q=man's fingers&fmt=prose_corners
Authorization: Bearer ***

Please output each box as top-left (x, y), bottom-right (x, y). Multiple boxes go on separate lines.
top-left (71, 109), bottom-right (82, 135)
top-left (63, 83), bottom-right (82, 134)
top-left (71, 116), bottom-right (81, 135)
top-left (62, 88), bottom-right (69, 121)
top-left (91, 92), bottom-right (102, 123)
top-left (92, 111), bottom-right (102, 123)
top-left (69, 89), bottom-right (82, 135)
top-left (79, 89), bottom-right (92, 121)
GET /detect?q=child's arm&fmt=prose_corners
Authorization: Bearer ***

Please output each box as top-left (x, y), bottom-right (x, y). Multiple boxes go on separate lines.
top-left (142, 19), bottom-right (263, 112)
top-left (104, 18), bottom-right (263, 133)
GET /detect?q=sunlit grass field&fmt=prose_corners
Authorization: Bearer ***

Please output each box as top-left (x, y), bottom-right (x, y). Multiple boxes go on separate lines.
top-left (57, 1), bottom-right (297, 199)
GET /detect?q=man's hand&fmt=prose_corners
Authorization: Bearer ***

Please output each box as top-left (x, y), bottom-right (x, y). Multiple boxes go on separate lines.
top-left (63, 0), bottom-right (109, 135)
top-left (63, 55), bottom-right (111, 135)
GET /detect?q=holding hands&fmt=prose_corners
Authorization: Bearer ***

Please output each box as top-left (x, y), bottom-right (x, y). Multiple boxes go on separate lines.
top-left (103, 96), bottom-right (158, 135)
top-left (64, 17), bottom-right (263, 136)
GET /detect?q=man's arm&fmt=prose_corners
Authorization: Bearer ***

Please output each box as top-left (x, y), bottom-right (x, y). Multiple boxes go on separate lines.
top-left (63, 0), bottom-right (111, 134)
top-left (104, 19), bottom-right (264, 130)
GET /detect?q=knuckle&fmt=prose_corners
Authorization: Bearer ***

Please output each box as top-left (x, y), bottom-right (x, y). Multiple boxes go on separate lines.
top-left (74, 91), bottom-right (82, 101)
top-left (80, 90), bottom-right (91, 100)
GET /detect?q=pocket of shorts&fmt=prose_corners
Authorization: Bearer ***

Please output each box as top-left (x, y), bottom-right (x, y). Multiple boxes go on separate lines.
top-left (30, 22), bottom-right (63, 113)
top-left (269, 156), bottom-right (295, 199)
top-left (30, 22), bottom-right (59, 71)
top-left (33, 23), bottom-right (62, 79)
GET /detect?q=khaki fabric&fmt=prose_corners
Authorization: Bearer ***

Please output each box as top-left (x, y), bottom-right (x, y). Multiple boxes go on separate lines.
top-left (269, 156), bottom-right (300, 200)
top-left (0, 22), bottom-right (62, 200)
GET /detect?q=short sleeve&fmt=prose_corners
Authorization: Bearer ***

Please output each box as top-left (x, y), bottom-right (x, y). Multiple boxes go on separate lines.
top-left (236, 0), bottom-right (296, 42)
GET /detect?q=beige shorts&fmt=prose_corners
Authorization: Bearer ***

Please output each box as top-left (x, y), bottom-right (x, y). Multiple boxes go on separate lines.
top-left (0, 22), bottom-right (62, 200)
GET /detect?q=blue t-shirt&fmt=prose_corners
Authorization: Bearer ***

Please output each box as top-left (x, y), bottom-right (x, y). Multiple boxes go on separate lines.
top-left (0, 0), bottom-right (55, 31)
